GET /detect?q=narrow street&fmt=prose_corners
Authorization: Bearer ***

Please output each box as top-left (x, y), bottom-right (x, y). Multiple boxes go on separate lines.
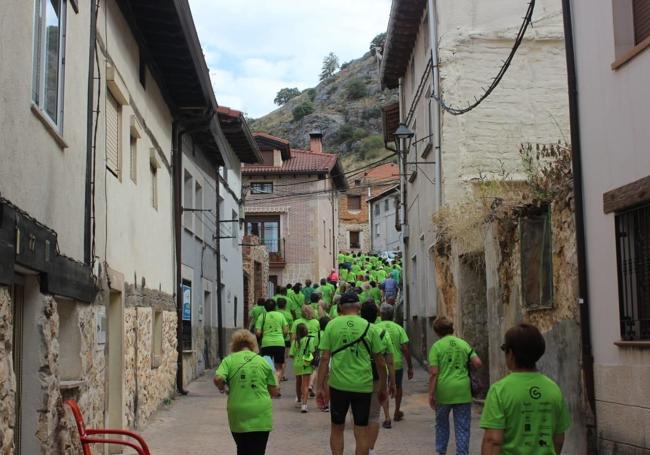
top-left (138, 364), bottom-right (483, 455)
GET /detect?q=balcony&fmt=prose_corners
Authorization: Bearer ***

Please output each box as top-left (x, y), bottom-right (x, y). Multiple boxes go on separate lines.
top-left (268, 238), bottom-right (286, 269)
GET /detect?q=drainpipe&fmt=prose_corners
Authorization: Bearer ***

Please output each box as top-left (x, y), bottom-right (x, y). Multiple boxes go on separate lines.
top-left (368, 186), bottom-right (373, 253)
top-left (561, 0), bottom-right (597, 451)
top-left (427, 0), bottom-right (443, 210)
top-left (216, 171), bottom-right (224, 360)
top-left (84, 0), bottom-right (98, 265)
top-left (172, 121), bottom-right (189, 395)
top-left (331, 189), bottom-right (336, 269)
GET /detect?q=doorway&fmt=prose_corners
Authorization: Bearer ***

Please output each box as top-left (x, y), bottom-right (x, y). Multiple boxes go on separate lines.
top-left (107, 291), bottom-right (124, 453)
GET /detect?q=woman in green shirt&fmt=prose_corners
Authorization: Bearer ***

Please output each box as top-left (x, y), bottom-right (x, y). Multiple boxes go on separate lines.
top-left (255, 299), bottom-right (289, 387)
top-left (428, 317), bottom-right (482, 455)
top-left (214, 330), bottom-right (279, 455)
top-left (480, 323), bottom-right (570, 455)
top-left (289, 323), bottom-right (317, 413)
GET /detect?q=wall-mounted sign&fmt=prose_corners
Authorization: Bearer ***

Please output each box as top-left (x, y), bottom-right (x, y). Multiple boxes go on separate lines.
top-left (182, 284), bottom-right (192, 321)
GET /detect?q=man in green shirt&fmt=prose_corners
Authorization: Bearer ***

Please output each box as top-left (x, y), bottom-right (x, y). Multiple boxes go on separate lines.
top-left (428, 317), bottom-right (482, 455)
top-left (480, 323), bottom-right (570, 455)
top-left (377, 304), bottom-right (414, 426)
top-left (291, 283), bottom-right (306, 319)
top-left (255, 299), bottom-right (289, 387)
top-left (248, 298), bottom-right (266, 333)
top-left (320, 278), bottom-right (334, 305)
top-left (317, 293), bottom-right (388, 455)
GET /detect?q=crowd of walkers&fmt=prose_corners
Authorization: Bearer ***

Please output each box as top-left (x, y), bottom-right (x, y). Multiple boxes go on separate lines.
top-left (213, 253), bottom-right (572, 455)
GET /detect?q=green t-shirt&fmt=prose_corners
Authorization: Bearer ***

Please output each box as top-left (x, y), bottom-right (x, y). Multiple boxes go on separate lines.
top-left (370, 287), bottom-right (382, 305)
top-left (321, 284), bottom-right (334, 304)
top-left (428, 335), bottom-right (476, 404)
top-left (320, 315), bottom-right (383, 393)
top-left (278, 309), bottom-right (294, 340)
top-left (373, 324), bottom-right (394, 357)
top-left (290, 335), bottom-right (317, 376)
top-left (376, 320), bottom-right (409, 370)
top-left (290, 293), bottom-right (305, 317)
top-left (290, 318), bottom-right (320, 336)
top-left (480, 372), bottom-right (572, 454)
top-left (329, 304), bottom-right (339, 318)
top-left (249, 306), bottom-right (266, 328)
top-left (255, 311), bottom-right (288, 348)
top-left (215, 351), bottom-right (277, 433)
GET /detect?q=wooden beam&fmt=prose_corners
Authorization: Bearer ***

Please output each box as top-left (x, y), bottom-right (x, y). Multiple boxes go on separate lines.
top-left (603, 175), bottom-right (650, 213)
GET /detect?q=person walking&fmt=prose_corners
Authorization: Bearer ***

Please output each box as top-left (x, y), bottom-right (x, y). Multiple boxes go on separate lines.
top-left (214, 330), bottom-right (279, 455)
top-left (480, 323), bottom-right (571, 455)
top-left (249, 298), bottom-right (267, 333)
top-left (317, 292), bottom-right (388, 455)
top-left (428, 317), bottom-right (482, 455)
top-left (382, 275), bottom-right (398, 303)
top-left (289, 323), bottom-right (318, 413)
top-left (376, 304), bottom-right (413, 427)
top-left (255, 299), bottom-right (289, 387)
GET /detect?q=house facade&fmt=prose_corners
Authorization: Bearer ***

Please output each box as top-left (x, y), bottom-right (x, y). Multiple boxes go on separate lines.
top-left (368, 185), bottom-right (402, 253)
top-left (338, 163), bottom-right (399, 253)
top-left (570, 0), bottom-right (650, 452)
top-left (243, 132), bottom-right (347, 292)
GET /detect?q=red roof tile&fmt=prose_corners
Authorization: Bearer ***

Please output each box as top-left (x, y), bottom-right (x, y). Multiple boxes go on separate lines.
top-left (243, 149), bottom-right (338, 174)
top-left (358, 163), bottom-right (400, 181)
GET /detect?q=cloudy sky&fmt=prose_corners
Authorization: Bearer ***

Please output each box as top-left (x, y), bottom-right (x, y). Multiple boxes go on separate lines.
top-left (188, 0), bottom-right (392, 119)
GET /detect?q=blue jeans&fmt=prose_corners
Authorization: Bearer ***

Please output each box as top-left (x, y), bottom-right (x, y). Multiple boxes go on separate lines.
top-left (435, 403), bottom-right (472, 455)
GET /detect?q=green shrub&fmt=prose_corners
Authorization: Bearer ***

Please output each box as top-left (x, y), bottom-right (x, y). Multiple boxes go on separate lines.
top-left (292, 101), bottom-right (315, 121)
top-left (358, 135), bottom-right (385, 160)
top-left (346, 78), bottom-right (368, 100)
top-left (306, 88), bottom-right (317, 102)
top-left (362, 107), bottom-right (382, 120)
top-left (334, 125), bottom-right (369, 145)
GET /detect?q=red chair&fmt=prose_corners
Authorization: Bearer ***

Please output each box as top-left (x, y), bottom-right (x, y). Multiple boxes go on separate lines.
top-left (65, 400), bottom-right (151, 455)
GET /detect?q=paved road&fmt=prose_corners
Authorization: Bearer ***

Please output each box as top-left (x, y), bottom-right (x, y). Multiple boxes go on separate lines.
top-left (136, 363), bottom-right (483, 454)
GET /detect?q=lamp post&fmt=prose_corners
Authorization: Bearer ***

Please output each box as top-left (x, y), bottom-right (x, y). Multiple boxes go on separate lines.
top-left (393, 123), bottom-right (414, 328)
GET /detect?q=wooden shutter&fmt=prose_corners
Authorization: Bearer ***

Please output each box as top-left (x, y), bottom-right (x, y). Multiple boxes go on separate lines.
top-left (106, 92), bottom-right (121, 177)
top-left (634, 0), bottom-right (650, 44)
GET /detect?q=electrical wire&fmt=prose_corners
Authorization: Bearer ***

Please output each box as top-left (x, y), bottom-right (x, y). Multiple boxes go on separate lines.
top-left (430, 0), bottom-right (536, 116)
top-left (246, 180), bottom-right (399, 203)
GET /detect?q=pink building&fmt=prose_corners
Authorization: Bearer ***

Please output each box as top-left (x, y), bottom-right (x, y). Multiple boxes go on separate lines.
top-left (242, 132), bottom-right (347, 292)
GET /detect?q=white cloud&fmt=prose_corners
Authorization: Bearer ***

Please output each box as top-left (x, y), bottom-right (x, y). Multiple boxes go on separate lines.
top-left (189, 0), bottom-right (392, 118)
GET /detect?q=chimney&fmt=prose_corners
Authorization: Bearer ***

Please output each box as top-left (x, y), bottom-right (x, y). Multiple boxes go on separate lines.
top-left (309, 130), bottom-right (323, 154)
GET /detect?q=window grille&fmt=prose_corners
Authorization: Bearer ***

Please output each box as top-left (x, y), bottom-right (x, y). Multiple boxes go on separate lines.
top-left (616, 204), bottom-right (650, 340)
top-left (633, 0), bottom-right (650, 45)
top-left (106, 92), bottom-right (121, 178)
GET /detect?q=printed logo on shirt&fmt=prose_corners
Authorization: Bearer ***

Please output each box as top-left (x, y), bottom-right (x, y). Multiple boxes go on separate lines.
top-left (529, 386), bottom-right (542, 400)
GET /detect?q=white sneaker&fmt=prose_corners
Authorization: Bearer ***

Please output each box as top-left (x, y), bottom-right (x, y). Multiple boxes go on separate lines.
top-left (301, 404), bottom-right (308, 413)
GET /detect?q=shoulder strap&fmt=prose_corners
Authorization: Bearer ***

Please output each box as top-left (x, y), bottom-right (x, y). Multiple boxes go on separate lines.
top-left (225, 353), bottom-right (258, 386)
top-left (379, 329), bottom-right (387, 340)
top-left (331, 321), bottom-right (371, 356)
top-left (303, 335), bottom-right (314, 355)
top-left (260, 312), bottom-right (267, 338)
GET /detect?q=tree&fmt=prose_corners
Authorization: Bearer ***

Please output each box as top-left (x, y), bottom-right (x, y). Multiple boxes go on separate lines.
top-left (292, 101), bottom-right (315, 121)
top-left (319, 52), bottom-right (340, 81)
top-left (370, 32), bottom-right (387, 56)
top-left (274, 87), bottom-right (301, 106)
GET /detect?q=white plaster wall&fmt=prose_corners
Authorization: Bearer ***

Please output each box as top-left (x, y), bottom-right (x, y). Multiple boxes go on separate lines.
top-left (370, 195), bottom-right (401, 253)
top-left (94, 1), bottom-right (175, 293)
top-left (0, 2), bottom-right (90, 261)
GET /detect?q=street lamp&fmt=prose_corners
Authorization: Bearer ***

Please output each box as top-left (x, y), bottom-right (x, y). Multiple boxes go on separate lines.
top-left (393, 123), bottom-right (414, 155)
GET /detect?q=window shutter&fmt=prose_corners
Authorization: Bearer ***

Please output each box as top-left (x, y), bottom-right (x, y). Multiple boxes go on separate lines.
top-left (634, 0), bottom-right (650, 44)
top-left (106, 93), bottom-right (121, 177)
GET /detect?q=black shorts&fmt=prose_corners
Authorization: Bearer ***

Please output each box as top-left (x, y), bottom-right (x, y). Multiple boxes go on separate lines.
top-left (395, 369), bottom-right (404, 389)
top-left (285, 340), bottom-right (291, 348)
top-left (329, 387), bottom-right (372, 427)
top-left (261, 346), bottom-right (285, 365)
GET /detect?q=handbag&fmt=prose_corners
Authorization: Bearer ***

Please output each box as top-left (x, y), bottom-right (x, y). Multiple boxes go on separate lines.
top-left (467, 350), bottom-right (483, 398)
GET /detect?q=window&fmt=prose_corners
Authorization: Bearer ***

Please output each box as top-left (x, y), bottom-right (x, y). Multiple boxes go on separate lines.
top-left (520, 206), bottom-right (553, 310)
top-left (385, 199), bottom-right (389, 211)
top-left (152, 310), bottom-right (162, 368)
top-left (194, 182), bottom-right (203, 238)
top-left (374, 204), bottom-right (380, 216)
top-left (32, 0), bottom-right (66, 127)
top-left (183, 171), bottom-right (193, 228)
top-left (246, 217), bottom-right (280, 253)
top-left (616, 204), bottom-right (650, 340)
top-left (106, 92), bottom-right (122, 178)
top-left (633, 0), bottom-right (650, 45)
top-left (181, 281), bottom-right (192, 350)
top-left (251, 182), bottom-right (273, 194)
top-left (348, 195), bottom-right (361, 211)
top-left (375, 223), bottom-right (381, 237)
top-left (129, 136), bottom-right (137, 183)
top-left (150, 162), bottom-right (158, 209)
top-left (350, 231), bottom-right (360, 249)
top-left (354, 179), bottom-right (362, 187)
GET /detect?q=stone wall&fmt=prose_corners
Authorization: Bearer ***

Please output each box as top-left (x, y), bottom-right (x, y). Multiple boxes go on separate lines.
top-left (484, 198), bottom-right (587, 453)
top-left (0, 287), bottom-right (15, 454)
top-left (337, 222), bottom-right (371, 254)
top-left (242, 235), bottom-right (270, 327)
top-left (123, 284), bottom-right (177, 429)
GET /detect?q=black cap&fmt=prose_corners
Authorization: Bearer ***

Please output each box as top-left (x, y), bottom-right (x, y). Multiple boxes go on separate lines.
top-left (340, 292), bottom-right (360, 305)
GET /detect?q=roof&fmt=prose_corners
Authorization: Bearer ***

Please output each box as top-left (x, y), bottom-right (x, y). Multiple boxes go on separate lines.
top-left (367, 185), bottom-right (400, 203)
top-left (253, 133), bottom-right (291, 160)
top-left (116, 0), bottom-right (222, 163)
top-left (359, 163), bottom-right (399, 181)
top-left (380, 0), bottom-right (428, 89)
top-left (217, 107), bottom-right (263, 164)
top-left (243, 141), bottom-right (348, 191)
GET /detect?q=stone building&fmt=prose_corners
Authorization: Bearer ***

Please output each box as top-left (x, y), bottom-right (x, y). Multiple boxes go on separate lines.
top-left (569, 0), bottom-right (650, 452)
top-left (243, 132), bottom-right (347, 291)
top-left (368, 185), bottom-right (402, 253)
top-left (242, 235), bottom-right (271, 328)
top-left (338, 163), bottom-right (399, 254)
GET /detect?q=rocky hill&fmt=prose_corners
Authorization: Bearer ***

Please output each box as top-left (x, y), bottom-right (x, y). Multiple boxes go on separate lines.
top-left (250, 52), bottom-right (398, 168)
